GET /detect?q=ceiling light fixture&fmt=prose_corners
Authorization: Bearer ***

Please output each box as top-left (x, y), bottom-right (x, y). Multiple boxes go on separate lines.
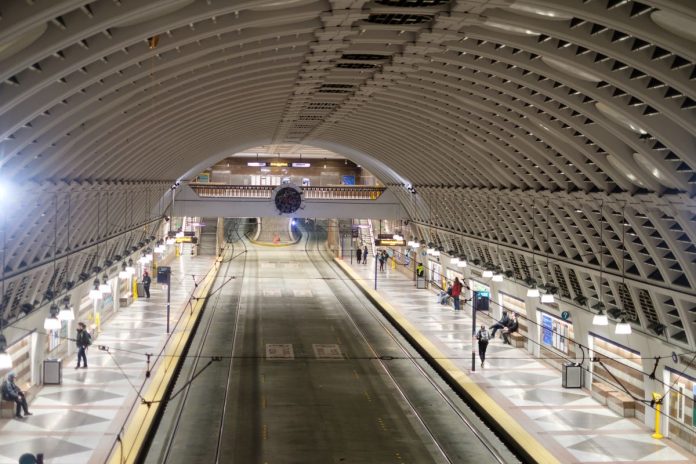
top-left (58, 297), bottom-right (75, 322)
top-left (43, 303), bottom-right (61, 331)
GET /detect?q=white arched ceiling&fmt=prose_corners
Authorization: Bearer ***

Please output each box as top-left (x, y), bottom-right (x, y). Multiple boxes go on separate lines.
top-left (1, 0), bottom-right (696, 347)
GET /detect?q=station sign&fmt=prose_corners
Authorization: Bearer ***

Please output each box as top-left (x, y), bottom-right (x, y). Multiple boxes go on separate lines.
top-left (375, 239), bottom-right (405, 246)
top-left (175, 236), bottom-right (198, 244)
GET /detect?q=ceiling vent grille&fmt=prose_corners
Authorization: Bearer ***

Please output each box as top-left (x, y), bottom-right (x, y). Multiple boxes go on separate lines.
top-left (375, 0), bottom-right (450, 6)
top-left (336, 63), bottom-right (380, 69)
top-left (367, 13), bottom-right (434, 25)
top-left (341, 54), bottom-right (389, 61)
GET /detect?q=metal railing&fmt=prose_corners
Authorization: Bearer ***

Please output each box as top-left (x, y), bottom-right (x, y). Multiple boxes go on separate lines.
top-left (189, 183), bottom-right (385, 200)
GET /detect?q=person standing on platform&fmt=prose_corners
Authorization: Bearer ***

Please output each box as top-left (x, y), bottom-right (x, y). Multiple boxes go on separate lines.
top-left (75, 322), bottom-right (91, 369)
top-left (451, 277), bottom-right (463, 310)
top-left (1, 372), bottom-right (32, 419)
top-left (362, 245), bottom-right (368, 264)
top-left (356, 247), bottom-right (362, 264)
top-left (475, 325), bottom-right (490, 367)
top-left (142, 270), bottom-right (151, 298)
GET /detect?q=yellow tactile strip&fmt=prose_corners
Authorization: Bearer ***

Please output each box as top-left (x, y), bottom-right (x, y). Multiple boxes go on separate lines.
top-left (108, 255), bottom-right (223, 464)
top-left (334, 258), bottom-right (560, 464)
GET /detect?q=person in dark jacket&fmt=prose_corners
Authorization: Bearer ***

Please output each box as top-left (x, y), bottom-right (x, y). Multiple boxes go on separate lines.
top-left (502, 313), bottom-right (519, 345)
top-left (142, 270), bottom-right (151, 298)
top-left (1, 372), bottom-right (32, 419)
top-left (362, 246), bottom-right (368, 264)
top-left (75, 322), bottom-right (91, 369)
top-left (489, 311), bottom-right (510, 339)
top-left (356, 247), bottom-right (362, 264)
top-left (475, 325), bottom-right (490, 367)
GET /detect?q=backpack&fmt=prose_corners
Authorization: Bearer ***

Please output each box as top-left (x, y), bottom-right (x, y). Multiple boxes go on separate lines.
top-left (478, 329), bottom-right (490, 342)
top-left (1, 380), bottom-right (10, 400)
top-left (84, 331), bottom-right (93, 346)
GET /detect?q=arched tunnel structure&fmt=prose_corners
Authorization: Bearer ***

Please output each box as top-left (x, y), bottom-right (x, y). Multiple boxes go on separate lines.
top-left (1, 1), bottom-right (696, 462)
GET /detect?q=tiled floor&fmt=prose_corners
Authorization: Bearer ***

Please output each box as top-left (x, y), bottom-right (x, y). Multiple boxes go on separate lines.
top-left (347, 257), bottom-right (694, 463)
top-left (0, 256), bottom-right (215, 464)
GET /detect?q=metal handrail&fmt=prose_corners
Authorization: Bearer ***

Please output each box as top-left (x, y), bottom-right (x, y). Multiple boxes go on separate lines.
top-left (189, 183), bottom-right (386, 200)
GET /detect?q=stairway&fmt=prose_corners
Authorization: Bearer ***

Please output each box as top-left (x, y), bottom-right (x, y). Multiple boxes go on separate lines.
top-left (357, 219), bottom-right (376, 256)
top-left (198, 217), bottom-right (218, 256)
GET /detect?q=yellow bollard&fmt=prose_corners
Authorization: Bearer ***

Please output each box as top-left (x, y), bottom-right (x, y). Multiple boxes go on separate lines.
top-left (652, 392), bottom-right (664, 439)
top-left (132, 278), bottom-right (138, 300)
top-left (95, 312), bottom-right (101, 333)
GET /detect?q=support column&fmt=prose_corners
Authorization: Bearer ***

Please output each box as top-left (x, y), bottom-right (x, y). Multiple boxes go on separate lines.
top-left (30, 331), bottom-right (45, 386)
top-left (525, 296), bottom-right (540, 356)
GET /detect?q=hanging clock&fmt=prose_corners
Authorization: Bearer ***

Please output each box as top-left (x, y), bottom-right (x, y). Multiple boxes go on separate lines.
top-left (272, 184), bottom-right (304, 214)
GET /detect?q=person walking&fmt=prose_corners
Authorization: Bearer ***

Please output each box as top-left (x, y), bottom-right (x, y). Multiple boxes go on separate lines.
top-left (356, 247), bottom-right (362, 264)
top-left (475, 325), bottom-right (490, 367)
top-left (378, 251), bottom-right (386, 271)
top-left (75, 322), bottom-right (91, 369)
top-left (142, 270), bottom-right (151, 298)
top-left (1, 372), bottom-right (32, 419)
top-left (362, 245), bottom-right (368, 264)
top-left (451, 277), bottom-right (463, 310)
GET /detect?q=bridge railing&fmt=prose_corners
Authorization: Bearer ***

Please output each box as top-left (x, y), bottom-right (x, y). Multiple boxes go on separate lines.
top-left (189, 183), bottom-right (386, 200)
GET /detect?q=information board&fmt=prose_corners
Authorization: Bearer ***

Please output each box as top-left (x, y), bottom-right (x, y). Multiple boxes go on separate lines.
top-left (542, 314), bottom-right (553, 345)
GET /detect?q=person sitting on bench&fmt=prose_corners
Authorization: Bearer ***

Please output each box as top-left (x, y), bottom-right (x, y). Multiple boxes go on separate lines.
top-left (1, 372), bottom-right (32, 419)
top-left (502, 313), bottom-right (519, 345)
top-left (489, 311), bottom-right (510, 339)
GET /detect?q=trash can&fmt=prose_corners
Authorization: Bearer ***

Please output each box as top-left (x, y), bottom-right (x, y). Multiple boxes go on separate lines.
top-left (137, 282), bottom-right (145, 297)
top-left (416, 276), bottom-right (427, 289)
top-left (562, 363), bottom-right (583, 388)
top-left (43, 359), bottom-right (62, 385)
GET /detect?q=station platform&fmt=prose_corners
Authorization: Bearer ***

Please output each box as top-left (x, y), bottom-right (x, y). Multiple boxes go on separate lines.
top-left (0, 255), bottom-right (215, 464)
top-left (338, 256), bottom-right (694, 464)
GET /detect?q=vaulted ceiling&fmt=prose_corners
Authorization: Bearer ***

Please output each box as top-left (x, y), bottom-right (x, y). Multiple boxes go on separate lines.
top-left (1, 0), bottom-right (695, 347)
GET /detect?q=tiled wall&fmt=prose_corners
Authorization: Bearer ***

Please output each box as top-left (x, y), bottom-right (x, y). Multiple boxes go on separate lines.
top-left (592, 337), bottom-right (645, 419)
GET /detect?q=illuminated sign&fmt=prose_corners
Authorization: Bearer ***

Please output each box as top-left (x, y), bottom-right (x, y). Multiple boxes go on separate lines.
top-left (247, 162), bottom-right (268, 167)
top-left (175, 236), bottom-right (198, 244)
top-left (291, 162), bottom-right (311, 168)
top-left (375, 239), bottom-right (406, 246)
top-left (270, 162), bottom-right (288, 167)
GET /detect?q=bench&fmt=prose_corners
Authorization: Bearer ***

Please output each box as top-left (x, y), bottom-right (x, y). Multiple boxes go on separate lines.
top-left (606, 390), bottom-right (635, 417)
top-left (509, 332), bottom-right (525, 348)
top-left (591, 382), bottom-right (616, 406)
top-left (1, 385), bottom-right (39, 419)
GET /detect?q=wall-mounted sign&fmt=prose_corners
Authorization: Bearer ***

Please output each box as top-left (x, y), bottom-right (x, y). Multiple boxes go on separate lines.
top-left (270, 161), bottom-right (289, 167)
top-left (375, 239), bottom-right (406, 246)
top-left (247, 162), bottom-right (267, 167)
top-left (175, 236), bottom-right (198, 244)
top-left (561, 310), bottom-right (571, 321)
top-left (542, 314), bottom-right (553, 345)
top-left (291, 162), bottom-right (311, 168)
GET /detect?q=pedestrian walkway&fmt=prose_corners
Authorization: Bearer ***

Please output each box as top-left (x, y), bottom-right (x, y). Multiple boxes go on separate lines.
top-left (340, 256), bottom-right (694, 463)
top-left (0, 255), bottom-right (215, 464)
